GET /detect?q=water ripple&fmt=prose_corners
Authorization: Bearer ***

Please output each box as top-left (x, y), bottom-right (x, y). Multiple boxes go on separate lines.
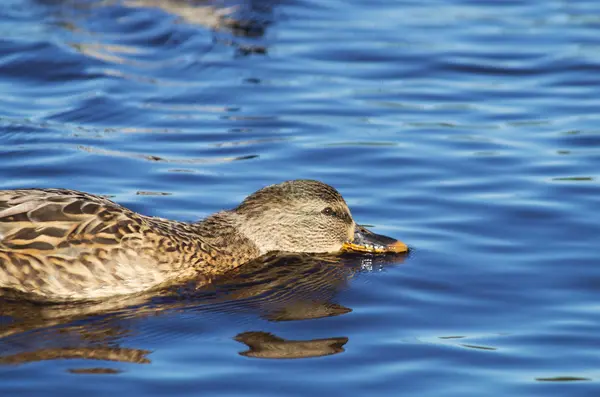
top-left (1, 0), bottom-right (600, 396)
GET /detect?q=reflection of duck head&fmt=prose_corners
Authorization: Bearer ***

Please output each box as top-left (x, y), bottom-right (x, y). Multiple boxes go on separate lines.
top-left (236, 332), bottom-right (348, 359)
top-left (207, 250), bottom-right (407, 322)
top-left (0, 252), bottom-right (405, 369)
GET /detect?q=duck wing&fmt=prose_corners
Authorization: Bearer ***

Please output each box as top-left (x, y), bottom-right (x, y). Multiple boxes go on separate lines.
top-left (0, 189), bottom-right (130, 251)
top-left (0, 189), bottom-right (168, 301)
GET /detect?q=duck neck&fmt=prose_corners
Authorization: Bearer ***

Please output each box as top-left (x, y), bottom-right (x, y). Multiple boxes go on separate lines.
top-left (192, 211), bottom-right (262, 274)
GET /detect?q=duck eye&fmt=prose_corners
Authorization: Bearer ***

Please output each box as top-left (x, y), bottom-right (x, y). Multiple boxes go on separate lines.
top-left (322, 207), bottom-right (337, 217)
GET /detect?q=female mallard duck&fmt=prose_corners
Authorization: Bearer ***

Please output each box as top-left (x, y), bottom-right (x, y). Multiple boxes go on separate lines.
top-left (0, 180), bottom-right (407, 302)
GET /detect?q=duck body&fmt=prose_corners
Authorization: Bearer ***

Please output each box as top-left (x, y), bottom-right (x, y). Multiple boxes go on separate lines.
top-left (0, 189), bottom-right (258, 301)
top-left (0, 180), bottom-right (407, 302)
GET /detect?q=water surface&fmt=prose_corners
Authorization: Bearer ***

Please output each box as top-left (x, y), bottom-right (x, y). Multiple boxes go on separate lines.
top-left (1, 0), bottom-right (600, 396)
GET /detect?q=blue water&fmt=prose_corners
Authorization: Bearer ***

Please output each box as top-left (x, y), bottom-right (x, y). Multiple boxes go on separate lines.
top-left (1, 0), bottom-right (600, 395)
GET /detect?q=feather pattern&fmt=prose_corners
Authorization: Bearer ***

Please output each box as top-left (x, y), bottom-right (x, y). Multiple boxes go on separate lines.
top-left (0, 189), bottom-right (257, 301)
top-left (0, 180), bottom-right (402, 302)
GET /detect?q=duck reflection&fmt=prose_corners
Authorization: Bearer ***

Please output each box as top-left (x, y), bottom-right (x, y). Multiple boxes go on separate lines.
top-left (123, 0), bottom-right (272, 38)
top-left (236, 332), bottom-right (348, 359)
top-left (0, 253), bottom-right (405, 371)
top-left (42, 0), bottom-right (274, 58)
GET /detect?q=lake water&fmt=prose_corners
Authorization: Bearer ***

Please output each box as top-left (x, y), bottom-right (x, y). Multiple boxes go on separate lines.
top-left (1, 0), bottom-right (600, 395)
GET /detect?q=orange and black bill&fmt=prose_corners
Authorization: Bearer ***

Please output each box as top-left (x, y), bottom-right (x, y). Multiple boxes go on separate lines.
top-left (342, 225), bottom-right (408, 254)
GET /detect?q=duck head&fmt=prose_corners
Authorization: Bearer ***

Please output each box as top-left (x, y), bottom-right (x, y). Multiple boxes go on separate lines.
top-left (233, 180), bottom-right (408, 255)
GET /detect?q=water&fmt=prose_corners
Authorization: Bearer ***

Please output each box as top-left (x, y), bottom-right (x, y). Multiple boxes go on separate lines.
top-left (1, 0), bottom-right (600, 395)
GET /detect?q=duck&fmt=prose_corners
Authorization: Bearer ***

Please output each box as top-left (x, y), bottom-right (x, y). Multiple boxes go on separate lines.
top-left (0, 180), bottom-right (407, 302)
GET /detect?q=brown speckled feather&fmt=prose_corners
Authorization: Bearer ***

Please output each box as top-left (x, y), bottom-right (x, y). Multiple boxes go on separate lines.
top-left (0, 189), bottom-right (258, 302)
top-left (0, 180), bottom-right (391, 302)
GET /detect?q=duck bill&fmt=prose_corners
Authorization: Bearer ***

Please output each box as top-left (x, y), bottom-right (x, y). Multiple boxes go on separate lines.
top-left (342, 225), bottom-right (408, 254)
